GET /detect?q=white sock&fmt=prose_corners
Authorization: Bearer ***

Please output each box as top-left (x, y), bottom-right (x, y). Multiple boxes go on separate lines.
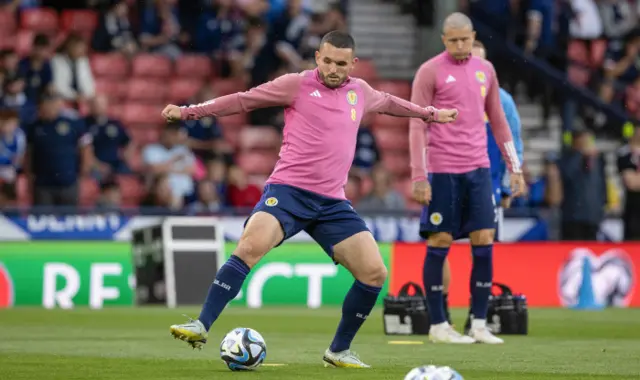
top-left (471, 319), bottom-right (486, 330)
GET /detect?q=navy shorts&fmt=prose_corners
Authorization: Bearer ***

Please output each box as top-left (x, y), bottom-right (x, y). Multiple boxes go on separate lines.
top-left (419, 168), bottom-right (497, 240)
top-left (247, 184), bottom-right (370, 258)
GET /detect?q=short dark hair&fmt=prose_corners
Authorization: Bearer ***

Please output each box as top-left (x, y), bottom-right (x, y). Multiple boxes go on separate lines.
top-left (33, 33), bottom-right (50, 47)
top-left (320, 30), bottom-right (356, 51)
top-left (0, 108), bottom-right (19, 121)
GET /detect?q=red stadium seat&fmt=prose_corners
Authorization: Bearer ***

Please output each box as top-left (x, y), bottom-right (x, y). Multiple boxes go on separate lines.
top-left (132, 54), bottom-right (173, 78)
top-left (211, 78), bottom-right (246, 95)
top-left (20, 8), bottom-right (58, 35)
top-left (382, 153), bottom-right (410, 176)
top-left (122, 104), bottom-right (165, 127)
top-left (91, 53), bottom-right (129, 78)
top-left (15, 30), bottom-right (34, 57)
top-left (79, 178), bottom-right (100, 207)
top-left (0, 11), bottom-right (17, 36)
top-left (116, 175), bottom-right (145, 204)
top-left (376, 80), bottom-right (411, 100)
top-left (168, 78), bottom-right (202, 104)
top-left (60, 10), bottom-right (98, 36)
top-left (220, 124), bottom-right (241, 148)
top-left (373, 113), bottom-right (409, 129)
top-left (108, 103), bottom-right (125, 120)
top-left (218, 113), bottom-right (247, 128)
top-left (126, 79), bottom-right (168, 103)
top-left (96, 79), bottom-right (126, 101)
top-left (351, 59), bottom-right (377, 82)
top-left (374, 127), bottom-right (409, 151)
top-left (238, 126), bottom-right (281, 151)
top-left (127, 127), bottom-right (161, 145)
top-left (175, 54), bottom-right (213, 79)
top-left (237, 151), bottom-right (278, 175)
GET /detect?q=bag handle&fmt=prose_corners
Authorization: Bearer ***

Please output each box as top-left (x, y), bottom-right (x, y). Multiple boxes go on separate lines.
top-left (398, 282), bottom-right (425, 297)
top-left (492, 282), bottom-right (513, 296)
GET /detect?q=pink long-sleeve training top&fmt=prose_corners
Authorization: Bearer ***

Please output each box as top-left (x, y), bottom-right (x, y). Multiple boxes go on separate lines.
top-left (180, 68), bottom-right (439, 200)
top-left (409, 52), bottom-right (521, 182)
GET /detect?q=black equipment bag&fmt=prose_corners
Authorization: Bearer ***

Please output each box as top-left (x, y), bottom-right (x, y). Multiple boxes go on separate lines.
top-left (382, 282), bottom-right (430, 335)
top-left (464, 282), bottom-right (528, 335)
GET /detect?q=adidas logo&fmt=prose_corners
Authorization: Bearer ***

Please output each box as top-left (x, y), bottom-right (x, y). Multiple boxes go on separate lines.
top-left (445, 75), bottom-right (456, 83)
top-left (310, 90), bottom-right (322, 98)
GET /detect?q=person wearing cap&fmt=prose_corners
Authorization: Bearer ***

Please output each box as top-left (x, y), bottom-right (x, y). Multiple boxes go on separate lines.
top-left (141, 122), bottom-right (196, 208)
top-left (0, 108), bottom-right (25, 184)
top-left (24, 91), bottom-right (93, 206)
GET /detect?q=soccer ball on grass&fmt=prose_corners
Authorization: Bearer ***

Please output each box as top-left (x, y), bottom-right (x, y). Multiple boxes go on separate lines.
top-left (220, 327), bottom-right (267, 371)
top-left (404, 365), bottom-right (464, 380)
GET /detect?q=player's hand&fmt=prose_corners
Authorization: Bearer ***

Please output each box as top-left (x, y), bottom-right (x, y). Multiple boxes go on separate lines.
top-left (412, 180), bottom-right (432, 205)
top-left (162, 105), bottom-right (182, 122)
top-left (435, 109), bottom-right (458, 123)
top-left (500, 197), bottom-right (512, 209)
top-left (510, 173), bottom-right (526, 198)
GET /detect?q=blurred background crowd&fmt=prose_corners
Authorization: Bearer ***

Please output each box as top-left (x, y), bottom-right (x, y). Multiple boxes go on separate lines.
top-left (0, 0), bottom-right (639, 241)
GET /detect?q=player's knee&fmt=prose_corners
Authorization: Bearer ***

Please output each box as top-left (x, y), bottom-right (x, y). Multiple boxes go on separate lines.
top-left (470, 229), bottom-right (495, 246)
top-left (234, 235), bottom-right (267, 268)
top-left (361, 264), bottom-right (387, 288)
top-left (428, 232), bottom-right (453, 247)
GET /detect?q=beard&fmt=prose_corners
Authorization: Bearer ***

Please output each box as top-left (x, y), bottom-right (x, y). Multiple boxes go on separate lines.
top-left (319, 71), bottom-right (345, 88)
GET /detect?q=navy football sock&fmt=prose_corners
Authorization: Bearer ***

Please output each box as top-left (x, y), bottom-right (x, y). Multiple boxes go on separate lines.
top-left (198, 255), bottom-right (250, 330)
top-left (470, 245), bottom-right (493, 320)
top-left (423, 246), bottom-right (449, 325)
top-left (329, 280), bottom-right (381, 352)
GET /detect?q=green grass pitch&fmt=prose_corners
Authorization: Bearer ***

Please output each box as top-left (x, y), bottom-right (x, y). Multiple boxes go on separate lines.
top-left (1, 307), bottom-right (640, 379)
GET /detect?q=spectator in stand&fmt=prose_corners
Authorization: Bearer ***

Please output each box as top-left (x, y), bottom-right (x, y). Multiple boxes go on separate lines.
top-left (617, 126), bottom-right (640, 240)
top-left (139, 0), bottom-right (186, 60)
top-left (141, 173), bottom-right (180, 210)
top-left (0, 108), bottom-right (25, 184)
top-left (92, 0), bottom-right (138, 56)
top-left (238, 18), bottom-right (268, 81)
top-left (142, 122), bottom-right (196, 208)
top-left (86, 95), bottom-right (133, 182)
top-left (357, 164), bottom-right (405, 211)
top-left (1, 49), bottom-right (20, 83)
top-left (194, 0), bottom-right (246, 78)
top-left (351, 113), bottom-right (380, 176)
top-left (25, 92), bottom-right (93, 206)
top-left (188, 180), bottom-right (222, 214)
top-left (512, 154), bottom-right (562, 209)
top-left (18, 34), bottom-right (53, 105)
top-left (598, 0), bottom-right (637, 43)
top-left (300, 3), bottom-right (346, 67)
top-left (51, 34), bottom-right (96, 104)
top-left (204, 155), bottom-right (228, 202)
top-left (0, 0), bottom-right (39, 12)
top-left (600, 31), bottom-right (640, 103)
top-left (0, 75), bottom-right (33, 124)
top-left (184, 85), bottom-right (229, 161)
top-left (554, 129), bottom-right (607, 240)
top-left (568, 0), bottom-right (603, 61)
top-left (226, 164), bottom-right (261, 208)
top-left (95, 178), bottom-right (122, 210)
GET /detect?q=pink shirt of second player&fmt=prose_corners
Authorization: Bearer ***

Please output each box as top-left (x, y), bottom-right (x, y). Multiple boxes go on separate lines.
top-left (409, 52), bottom-right (521, 182)
top-left (181, 69), bottom-right (439, 200)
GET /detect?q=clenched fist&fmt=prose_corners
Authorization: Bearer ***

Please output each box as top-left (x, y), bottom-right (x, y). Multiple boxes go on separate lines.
top-left (161, 104), bottom-right (182, 122)
top-left (435, 109), bottom-right (458, 123)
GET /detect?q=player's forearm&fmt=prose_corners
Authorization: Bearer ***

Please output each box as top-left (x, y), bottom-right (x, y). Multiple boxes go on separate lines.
top-left (409, 120), bottom-right (428, 181)
top-left (488, 111), bottom-right (521, 173)
top-left (180, 94), bottom-right (245, 120)
top-left (380, 93), bottom-right (438, 121)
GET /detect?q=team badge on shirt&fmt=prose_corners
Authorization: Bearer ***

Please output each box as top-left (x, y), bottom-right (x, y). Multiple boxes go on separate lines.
top-left (429, 212), bottom-right (443, 226)
top-left (346, 90), bottom-right (358, 105)
top-left (106, 124), bottom-right (118, 138)
top-left (56, 122), bottom-right (69, 136)
top-left (475, 71), bottom-right (486, 83)
top-left (265, 197), bottom-right (278, 207)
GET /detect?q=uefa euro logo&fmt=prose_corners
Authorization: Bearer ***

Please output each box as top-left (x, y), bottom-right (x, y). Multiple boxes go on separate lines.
top-left (558, 248), bottom-right (636, 308)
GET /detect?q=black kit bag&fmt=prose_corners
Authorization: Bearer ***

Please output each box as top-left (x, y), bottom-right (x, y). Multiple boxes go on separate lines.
top-left (464, 282), bottom-right (528, 335)
top-left (383, 282), bottom-right (430, 335)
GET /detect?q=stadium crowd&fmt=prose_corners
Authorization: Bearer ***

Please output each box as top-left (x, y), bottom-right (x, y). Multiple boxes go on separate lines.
top-left (0, 0), bottom-right (639, 240)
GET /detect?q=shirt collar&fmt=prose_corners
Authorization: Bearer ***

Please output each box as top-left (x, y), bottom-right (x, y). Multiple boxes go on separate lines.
top-left (313, 68), bottom-right (351, 89)
top-left (444, 51), bottom-right (471, 65)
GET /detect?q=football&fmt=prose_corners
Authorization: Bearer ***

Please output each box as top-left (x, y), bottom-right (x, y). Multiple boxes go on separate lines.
top-left (404, 365), bottom-right (464, 380)
top-left (219, 327), bottom-right (267, 371)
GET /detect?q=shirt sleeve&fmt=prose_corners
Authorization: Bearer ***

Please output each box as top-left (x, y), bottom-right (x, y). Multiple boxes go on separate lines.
top-left (408, 63), bottom-right (436, 182)
top-left (180, 73), bottom-right (303, 120)
top-left (500, 90), bottom-right (524, 164)
top-left (486, 63), bottom-right (521, 174)
top-left (361, 78), bottom-right (437, 121)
